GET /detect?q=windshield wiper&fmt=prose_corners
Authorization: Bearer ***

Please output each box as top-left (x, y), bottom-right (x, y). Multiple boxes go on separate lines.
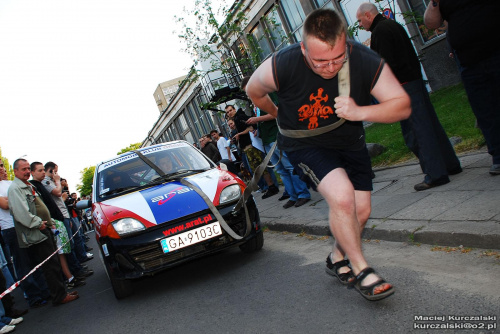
top-left (165, 168), bottom-right (207, 177)
top-left (102, 186), bottom-right (137, 196)
top-left (146, 169), bottom-right (208, 185)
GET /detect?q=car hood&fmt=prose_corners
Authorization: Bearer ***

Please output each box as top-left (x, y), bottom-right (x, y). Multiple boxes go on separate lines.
top-left (98, 169), bottom-right (223, 226)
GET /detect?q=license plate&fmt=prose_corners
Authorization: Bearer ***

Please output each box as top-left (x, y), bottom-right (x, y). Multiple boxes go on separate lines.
top-left (160, 221), bottom-right (222, 253)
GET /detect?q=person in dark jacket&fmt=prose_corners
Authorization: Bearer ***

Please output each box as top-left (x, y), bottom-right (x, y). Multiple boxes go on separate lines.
top-left (424, 0), bottom-right (500, 175)
top-left (357, 2), bottom-right (462, 191)
top-left (225, 105), bottom-right (279, 199)
top-left (199, 135), bottom-right (222, 163)
top-left (30, 162), bottom-right (92, 280)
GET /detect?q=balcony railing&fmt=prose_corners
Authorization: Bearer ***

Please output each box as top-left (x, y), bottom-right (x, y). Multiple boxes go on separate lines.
top-left (198, 63), bottom-right (251, 108)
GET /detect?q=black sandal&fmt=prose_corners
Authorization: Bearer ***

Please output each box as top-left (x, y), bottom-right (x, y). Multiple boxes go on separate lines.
top-left (325, 255), bottom-right (354, 285)
top-left (348, 267), bottom-right (395, 301)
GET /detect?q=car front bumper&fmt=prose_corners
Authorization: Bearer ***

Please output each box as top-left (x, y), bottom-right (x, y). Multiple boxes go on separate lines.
top-left (99, 197), bottom-right (261, 280)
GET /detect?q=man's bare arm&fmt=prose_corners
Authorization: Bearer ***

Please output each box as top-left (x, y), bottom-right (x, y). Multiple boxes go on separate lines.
top-left (424, 0), bottom-right (443, 30)
top-left (0, 196), bottom-right (8, 210)
top-left (246, 58), bottom-right (279, 118)
top-left (50, 172), bottom-right (63, 197)
top-left (334, 64), bottom-right (411, 123)
top-left (246, 114), bottom-right (276, 125)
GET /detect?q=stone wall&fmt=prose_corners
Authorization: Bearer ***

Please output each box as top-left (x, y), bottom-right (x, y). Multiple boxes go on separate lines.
top-left (419, 37), bottom-right (462, 91)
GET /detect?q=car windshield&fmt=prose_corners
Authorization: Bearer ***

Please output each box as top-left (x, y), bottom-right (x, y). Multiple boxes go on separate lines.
top-left (95, 142), bottom-right (213, 201)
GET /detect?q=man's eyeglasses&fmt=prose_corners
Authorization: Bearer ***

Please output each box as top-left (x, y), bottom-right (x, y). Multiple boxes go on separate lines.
top-left (306, 46), bottom-right (348, 68)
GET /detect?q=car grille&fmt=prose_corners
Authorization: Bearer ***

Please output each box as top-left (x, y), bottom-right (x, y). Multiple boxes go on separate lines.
top-left (126, 236), bottom-right (232, 271)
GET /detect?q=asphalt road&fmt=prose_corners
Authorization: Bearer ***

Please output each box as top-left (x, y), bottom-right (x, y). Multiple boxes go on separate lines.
top-left (12, 231), bottom-right (500, 333)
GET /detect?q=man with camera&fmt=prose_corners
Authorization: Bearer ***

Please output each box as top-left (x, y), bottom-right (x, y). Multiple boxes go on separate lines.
top-left (43, 162), bottom-right (93, 265)
top-left (31, 162), bottom-right (92, 279)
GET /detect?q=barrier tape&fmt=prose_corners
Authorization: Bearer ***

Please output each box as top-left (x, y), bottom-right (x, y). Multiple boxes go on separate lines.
top-left (0, 222), bottom-right (84, 299)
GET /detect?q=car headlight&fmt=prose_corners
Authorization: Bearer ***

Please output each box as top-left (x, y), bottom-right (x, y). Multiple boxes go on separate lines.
top-left (112, 218), bottom-right (146, 236)
top-left (219, 184), bottom-right (241, 204)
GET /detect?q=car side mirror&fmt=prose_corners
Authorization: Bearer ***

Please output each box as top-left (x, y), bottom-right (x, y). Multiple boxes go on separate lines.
top-left (218, 162), bottom-right (228, 171)
top-left (76, 199), bottom-right (91, 210)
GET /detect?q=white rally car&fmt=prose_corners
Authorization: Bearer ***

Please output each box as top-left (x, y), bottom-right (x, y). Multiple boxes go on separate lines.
top-left (78, 141), bottom-right (263, 299)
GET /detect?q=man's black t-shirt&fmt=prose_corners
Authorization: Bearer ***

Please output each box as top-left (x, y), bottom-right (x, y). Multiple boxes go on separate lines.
top-left (272, 41), bottom-right (384, 152)
top-left (369, 14), bottom-right (421, 83)
top-left (30, 180), bottom-right (65, 222)
top-left (439, 0), bottom-right (499, 67)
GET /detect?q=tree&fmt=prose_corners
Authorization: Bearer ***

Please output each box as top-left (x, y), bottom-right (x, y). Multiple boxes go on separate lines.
top-left (77, 166), bottom-right (95, 197)
top-left (0, 147), bottom-right (14, 180)
top-left (117, 143), bottom-right (141, 155)
top-left (174, 0), bottom-right (289, 110)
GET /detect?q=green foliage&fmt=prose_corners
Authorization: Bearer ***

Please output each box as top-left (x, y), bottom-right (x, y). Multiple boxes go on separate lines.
top-left (77, 166), bottom-right (95, 197)
top-left (117, 143), bottom-right (141, 156)
top-left (366, 83), bottom-right (484, 167)
top-left (174, 0), bottom-right (237, 73)
top-left (174, 0), bottom-right (241, 110)
top-left (174, 0), bottom-right (289, 110)
top-left (0, 147), bottom-right (14, 180)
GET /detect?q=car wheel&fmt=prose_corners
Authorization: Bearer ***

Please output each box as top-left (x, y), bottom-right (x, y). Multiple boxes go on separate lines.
top-left (239, 230), bottom-right (264, 253)
top-left (109, 274), bottom-right (133, 300)
top-left (101, 251), bottom-right (134, 299)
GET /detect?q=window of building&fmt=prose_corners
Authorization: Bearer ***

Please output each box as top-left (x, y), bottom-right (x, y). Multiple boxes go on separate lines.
top-left (194, 96), bottom-right (217, 133)
top-left (249, 6), bottom-right (291, 61)
top-left (314, 0), bottom-right (335, 10)
top-left (167, 127), bottom-right (177, 141)
top-left (250, 23), bottom-right (273, 61)
top-left (162, 131), bottom-right (170, 142)
top-left (185, 103), bottom-right (203, 139)
top-left (265, 6), bottom-right (289, 51)
top-left (280, 0), bottom-right (306, 42)
top-left (231, 38), bottom-right (254, 76)
top-left (407, 0), bottom-right (445, 43)
top-left (177, 113), bottom-right (188, 132)
top-left (175, 115), bottom-right (194, 144)
top-left (169, 120), bottom-right (180, 141)
top-left (184, 132), bottom-right (195, 145)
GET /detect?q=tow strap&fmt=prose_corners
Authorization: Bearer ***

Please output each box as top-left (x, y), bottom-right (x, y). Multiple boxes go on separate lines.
top-left (200, 51), bottom-right (351, 239)
top-left (182, 141), bottom-right (278, 240)
top-left (180, 178), bottom-right (251, 241)
top-left (133, 49), bottom-right (350, 241)
top-left (133, 149), bottom-right (254, 241)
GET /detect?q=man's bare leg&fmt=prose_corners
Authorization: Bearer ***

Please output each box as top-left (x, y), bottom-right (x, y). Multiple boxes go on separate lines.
top-left (318, 168), bottom-right (391, 293)
top-left (329, 189), bottom-right (371, 274)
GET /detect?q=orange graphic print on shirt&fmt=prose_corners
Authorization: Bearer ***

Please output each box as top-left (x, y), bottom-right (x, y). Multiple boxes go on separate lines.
top-left (298, 88), bottom-right (334, 129)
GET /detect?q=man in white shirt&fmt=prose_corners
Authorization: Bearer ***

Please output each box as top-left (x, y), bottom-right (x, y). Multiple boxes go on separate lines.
top-left (210, 130), bottom-right (236, 161)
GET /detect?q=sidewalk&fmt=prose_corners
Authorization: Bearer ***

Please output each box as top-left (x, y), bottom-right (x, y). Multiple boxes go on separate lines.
top-left (254, 149), bottom-right (500, 250)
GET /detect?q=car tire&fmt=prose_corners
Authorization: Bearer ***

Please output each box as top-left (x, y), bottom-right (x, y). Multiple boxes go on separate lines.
top-left (101, 251), bottom-right (134, 299)
top-left (109, 274), bottom-right (133, 300)
top-left (239, 230), bottom-right (264, 253)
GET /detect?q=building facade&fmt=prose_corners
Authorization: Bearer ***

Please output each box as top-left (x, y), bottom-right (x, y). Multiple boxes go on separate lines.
top-left (143, 0), bottom-right (459, 148)
top-left (153, 75), bottom-right (187, 113)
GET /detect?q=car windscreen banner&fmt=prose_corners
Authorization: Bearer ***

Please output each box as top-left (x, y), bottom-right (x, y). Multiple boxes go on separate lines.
top-left (98, 142), bottom-right (186, 173)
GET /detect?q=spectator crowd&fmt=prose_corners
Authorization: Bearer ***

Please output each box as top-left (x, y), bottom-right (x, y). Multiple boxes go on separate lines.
top-left (0, 160), bottom-right (95, 333)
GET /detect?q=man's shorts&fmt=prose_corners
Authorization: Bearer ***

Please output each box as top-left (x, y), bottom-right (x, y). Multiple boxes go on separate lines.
top-left (286, 146), bottom-right (373, 191)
